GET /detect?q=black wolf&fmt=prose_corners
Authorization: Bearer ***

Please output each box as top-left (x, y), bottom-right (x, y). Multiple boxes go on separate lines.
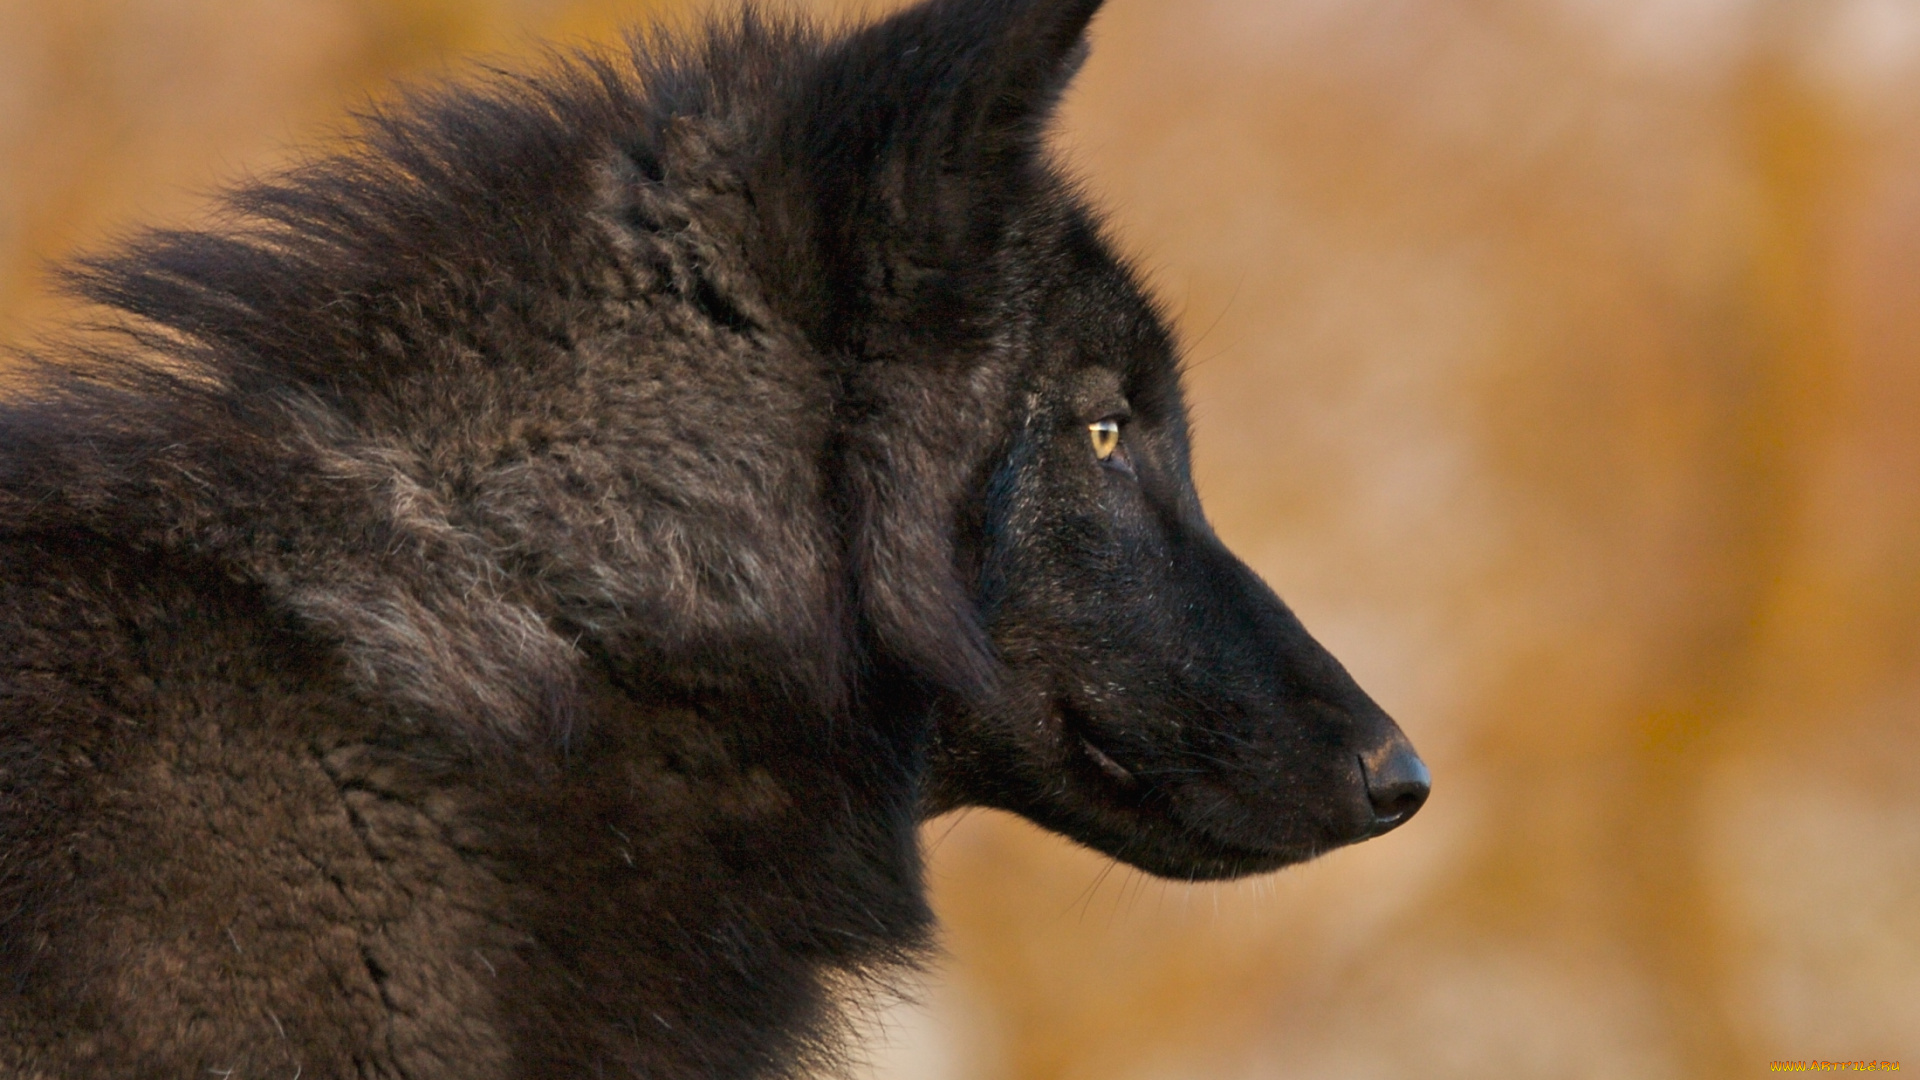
top-left (0, 0), bottom-right (1427, 1075)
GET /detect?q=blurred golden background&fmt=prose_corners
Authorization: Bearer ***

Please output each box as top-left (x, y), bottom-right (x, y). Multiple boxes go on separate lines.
top-left (4, 0), bottom-right (1918, 1076)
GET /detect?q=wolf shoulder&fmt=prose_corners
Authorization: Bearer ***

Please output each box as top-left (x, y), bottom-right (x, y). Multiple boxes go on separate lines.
top-left (0, 528), bottom-right (530, 1075)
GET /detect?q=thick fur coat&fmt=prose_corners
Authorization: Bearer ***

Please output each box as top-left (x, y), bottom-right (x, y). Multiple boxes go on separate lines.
top-left (0, 0), bottom-right (1428, 1076)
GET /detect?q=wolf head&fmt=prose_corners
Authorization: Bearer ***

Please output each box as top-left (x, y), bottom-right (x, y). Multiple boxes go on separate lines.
top-left (743, 0), bottom-right (1430, 879)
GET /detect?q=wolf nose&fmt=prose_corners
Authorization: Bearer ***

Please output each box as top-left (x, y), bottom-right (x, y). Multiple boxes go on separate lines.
top-left (1359, 737), bottom-right (1430, 834)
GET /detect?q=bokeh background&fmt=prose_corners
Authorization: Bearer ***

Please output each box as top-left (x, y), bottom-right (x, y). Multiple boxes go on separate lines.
top-left (5, 0), bottom-right (1919, 1076)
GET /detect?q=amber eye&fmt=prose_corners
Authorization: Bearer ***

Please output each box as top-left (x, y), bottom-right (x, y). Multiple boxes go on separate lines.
top-left (1089, 419), bottom-right (1121, 460)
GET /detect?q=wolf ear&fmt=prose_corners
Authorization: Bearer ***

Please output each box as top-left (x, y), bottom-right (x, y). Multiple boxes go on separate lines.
top-left (833, 0), bottom-right (1107, 185)
top-left (755, 0), bottom-right (1107, 347)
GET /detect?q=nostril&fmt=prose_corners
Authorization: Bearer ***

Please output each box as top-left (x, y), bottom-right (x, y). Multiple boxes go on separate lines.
top-left (1359, 739), bottom-right (1430, 833)
top-left (1374, 783), bottom-right (1425, 821)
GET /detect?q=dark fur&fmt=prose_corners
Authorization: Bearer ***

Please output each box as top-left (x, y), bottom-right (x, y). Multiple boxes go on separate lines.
top-left (0, 1), bottom-right (1425, 1075)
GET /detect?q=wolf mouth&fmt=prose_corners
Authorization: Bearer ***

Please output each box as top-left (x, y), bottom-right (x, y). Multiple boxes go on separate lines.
top-left (1052, 700), bottom-right (1299, 874)
top-left (1077, 734), bottom-right (1138, 788)
top-left (1054, 699), bottom-right (1145, 798)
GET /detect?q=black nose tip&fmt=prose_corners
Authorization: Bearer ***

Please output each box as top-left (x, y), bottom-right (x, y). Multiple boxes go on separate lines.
top-left (1360, 738), bottom-right (1430, 834)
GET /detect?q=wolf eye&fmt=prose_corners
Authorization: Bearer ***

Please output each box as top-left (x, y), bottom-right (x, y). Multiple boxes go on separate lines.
top-left (1089, 419), bottom-right (1121, 460)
